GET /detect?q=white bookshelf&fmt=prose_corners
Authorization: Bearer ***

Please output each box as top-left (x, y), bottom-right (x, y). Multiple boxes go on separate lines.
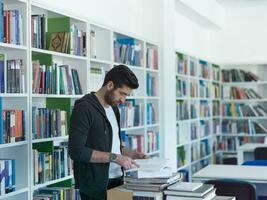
top-left (175, 51), bottom-right (221, 181)
top-left (0, 0), bottom-right (162, 199)
top-left (220, 64), bottom-right (267, 158)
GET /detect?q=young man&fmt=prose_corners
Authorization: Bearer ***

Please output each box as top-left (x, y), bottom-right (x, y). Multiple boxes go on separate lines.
top-left (68, 65), bottom-right (147, 200)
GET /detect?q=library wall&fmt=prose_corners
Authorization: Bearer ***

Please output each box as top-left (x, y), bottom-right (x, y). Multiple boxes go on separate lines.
top-left (210, 4), bottom-right (267, 64)
top-left (34, 0), bottom-right (163, 44)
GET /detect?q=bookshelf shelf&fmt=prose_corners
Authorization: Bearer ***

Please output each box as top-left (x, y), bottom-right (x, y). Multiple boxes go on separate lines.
top-left (145, 68), bottom-right (159, 73)
top-left (0, 141), bottom-right (28, 149)
top-left (31, 48), bottom-right (87, 60)
top-left (0, 42), bottom-right (27, 50)
top-left (220, 65), bottom-right (267, 159)
top-left (33, 175), bottom-right (74, 191)
top-left (0, 188), bottom-right (28, 200)
top-left (90, 58), bottom-right (112, 65)
top-left (121, 126), bottom-right (145, 131)
top-left (0, 93), bottom-right (28, 98)
top-left (146, 123), bottom-right (160, 128)
top-left (32, 136), bottom-right (69, 143)
top-left (175, 51), bottom-right (221, 181)
top-left (32, 94), bottom-right (83, 98)
top-left (147, 150), bottom-right (160, 156)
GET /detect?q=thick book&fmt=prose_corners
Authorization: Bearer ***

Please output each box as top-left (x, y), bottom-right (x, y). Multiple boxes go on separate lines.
top-left (212, 196), bottom-right (236, 200)
top-left (166, 188), bottom-right (216, 200)
top-left (49, 32), bottom-right (67, 53)
top-left (124, 173), bottom-right (181, 184)
top-left (125, 182), bottom-right (171, 192)
top-left (164, 184), bottom-right (214, 197)
top-left (167, 182), bottom-right (203, 192)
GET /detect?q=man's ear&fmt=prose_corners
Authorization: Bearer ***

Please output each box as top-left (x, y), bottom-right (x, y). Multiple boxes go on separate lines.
top-left (106, 81), bottom-right (114, 90)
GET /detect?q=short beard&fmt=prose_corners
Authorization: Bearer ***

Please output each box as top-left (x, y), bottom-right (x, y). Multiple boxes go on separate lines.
top-left (104, 89), bottom-right (115, 105)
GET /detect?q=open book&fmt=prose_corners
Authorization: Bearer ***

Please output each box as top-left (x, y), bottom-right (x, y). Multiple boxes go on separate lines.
top-left (125, 158), bottom-right (172, 178)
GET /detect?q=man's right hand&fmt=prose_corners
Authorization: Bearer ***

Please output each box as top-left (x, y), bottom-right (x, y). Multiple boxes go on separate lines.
top-left (115, 155), bottom-right (139, 170)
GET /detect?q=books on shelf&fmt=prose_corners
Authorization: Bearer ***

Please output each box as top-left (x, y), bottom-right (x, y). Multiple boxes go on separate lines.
top-left (199, 119), bottom-right (210, 137)
top-left (222, 69), bottom-right (259, 82)
top-left (121, 131), bottom-right (144, 152)
top-left (176, 52), bottom-right (188, 75)
top-left (176, 100), bottom-right (189, 120)
top-left (147, 46), bottom-right (158, 70)
top-left (1, 7), bottom-right (23, 45)
top-left (199, 60), bottom-right (209, 79)
top-left (222, 86), bottom-right (261, 99)
top-left (0, 107), bottom-right (26, 144)
top-left (0, 54), bottom-right (26, 94)
top-left (119, 100), bottom-right (143, 128)
top-left (176, 77), bottom-right (187, 97)
top-left (0, 159), bottom-right (16, 196)
top-left (212, 101), bottom-right (220, 116)
top-left (177, 146), bottom-right (187, 168)
top-left (199, 101), bottom-right (210, 118)
top-left (212, 64), bottom-right (220, 81)
top-left (114, 38), bottom-right (142, 66)
top-left (147, 102), bottom-right (156, 125)
top-left (199, 80), bottom-right (210, 98)
top-left (33, 142), bottom-right (72, 185)
top-left (189, 58), bottom-right (197, 76)
top-left (147, 73), bottom-right (157, 96)
top-left (32, 60), bottom-right (83, 95)
top-left (31, 14), bottom-right (47, 49)
top-left (222, 103), bottom-right (267, 117)
top-left (32, 107), bottom-right (68, 140)
top-left (34, 186), bottom-right (81, 200)
top-left (147, 130), bottom-right (160, 153)
top-left (69, 24), bottom-right (86, 56)
top-left (190, 81), bottom-right (198, 98)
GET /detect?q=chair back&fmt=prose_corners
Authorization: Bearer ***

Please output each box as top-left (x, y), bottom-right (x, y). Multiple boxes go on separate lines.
top-left (254, 147), bottom-right (267, 160)
top-left (205, 179), bottom-right (257, 200)
top-left (242, 160), bottom-right (267, 166)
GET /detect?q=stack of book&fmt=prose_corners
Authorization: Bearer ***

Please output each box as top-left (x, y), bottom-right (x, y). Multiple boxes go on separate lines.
top-left (124, 158), bottom-right (181, 192)
top-left (164, 182), bottom-right (235, 200)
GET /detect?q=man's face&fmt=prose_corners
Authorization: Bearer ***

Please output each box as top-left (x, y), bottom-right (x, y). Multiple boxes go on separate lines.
top-left (104, 83), bottom-right (133, 105)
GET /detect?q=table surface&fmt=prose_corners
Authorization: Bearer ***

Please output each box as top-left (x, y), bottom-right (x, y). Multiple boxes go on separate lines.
top-left (192, 164), bottom-right (267, 183)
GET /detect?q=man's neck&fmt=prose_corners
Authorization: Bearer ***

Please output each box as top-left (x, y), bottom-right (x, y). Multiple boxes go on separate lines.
top-left (95, 89), bottom-right (109, 108)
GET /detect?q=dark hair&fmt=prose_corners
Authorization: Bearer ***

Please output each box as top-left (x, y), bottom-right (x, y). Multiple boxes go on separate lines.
top-left (102, 65), bottom-right (139, 89)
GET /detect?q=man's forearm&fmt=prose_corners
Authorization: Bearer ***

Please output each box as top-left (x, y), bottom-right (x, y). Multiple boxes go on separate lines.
top-left (90, 150), bottom-right (111, 163)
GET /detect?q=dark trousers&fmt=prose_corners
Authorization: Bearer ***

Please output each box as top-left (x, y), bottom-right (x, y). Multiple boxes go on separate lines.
top-left (80, 176), bottom-right (123, 200)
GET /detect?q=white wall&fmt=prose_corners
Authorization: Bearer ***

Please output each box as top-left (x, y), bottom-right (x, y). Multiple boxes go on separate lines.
top-left (210, 4), bottom-right (267, 64)
top-left (34, 0), bottom-right (162, 44)
top-left (175, 12), bottom-right (211, 60)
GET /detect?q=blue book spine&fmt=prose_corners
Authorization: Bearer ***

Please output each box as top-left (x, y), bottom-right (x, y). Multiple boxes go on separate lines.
top-left (32, 107), bottom-right (36, 139)
top-left (11, 160), bottom-right (15, 191)
top-left (0, 2), bottom-right (3, 42)
top-left (0, 97), bottom-right (2, 144)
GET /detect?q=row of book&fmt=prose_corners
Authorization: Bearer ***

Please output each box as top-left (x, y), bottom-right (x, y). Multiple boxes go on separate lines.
top-left (147, 102), bottom-right (156, 125)
top-left (31, 15), bottom-right (86, 56)
top-left (199, 102), bottom-right (210, 118)
top-left (114, 38), bottom-right (142, 66)
top-left (200, 120), bottom-right (211, 137)
top-left (199, 80), bottom-right (210, 98)
top-left (176, 100), bottom-right (189, 120)
top-left (199, 61), bottom-right (209, 79)
top-left (177, 53), bottom-right (188, 75)
top-left (146, 47), bottom-right (158, 70)
top-left (89, 30), bottom-right (96, 58)
top-left (176, 77), bottom-right (187, 97)
top-left (31, 14), bottom-right (46, 49)
top-left (190, 81), bottom-right (198, 97)
top-left (0, 159), bottom-right (15, 196)
top-left (212, 65), bottom-right (220, 81)
top-left (0, 55), bottom-right (26, 93)
top-left (189, 59), bottom-right (197, 76)
top-left (0, 6), bottom-right (23, 45)
top-left (191, 122), bottom-right (198, 140)
top-left (34, 187), bottom-right (80, 200)
top-left (33, 144), bottom-right (72, 185)
top-left (213, 119), bottom-right (220, 134)
top-left (177, 146), bottom-right (186, 168)
top-left (124, 134), bottom-right (144, 153)
top-left (146, 73), bottom-right (157, 96)
top-left (222, 103), bottom-right (267, 117)
top-left (69, 24), bottom-right (86, 56)
top-left (89, 67), bottom-right (104, 92)
top-left (190, 103), bottom-right (197, 119)
top-left (32, 61), bottom-right (82, 95)
top-left (200, 139), bottom-right (210, 157)
top-left (119, 101), bottom-right (143, 128)
top-left (222, 120), bottom-right (267, 134)
top-left (213, 101), bottom-right (220, 116)
top-left (222, 69), bottom-right (259, 82)
top-left (0, 107), bottom-right (26, 144)
top-left (32, 107), bottom-right (68, 140)
top-left (147, 130), bottom-right (160, 153)
top-left (222, 86), bottom-right (261, 99)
